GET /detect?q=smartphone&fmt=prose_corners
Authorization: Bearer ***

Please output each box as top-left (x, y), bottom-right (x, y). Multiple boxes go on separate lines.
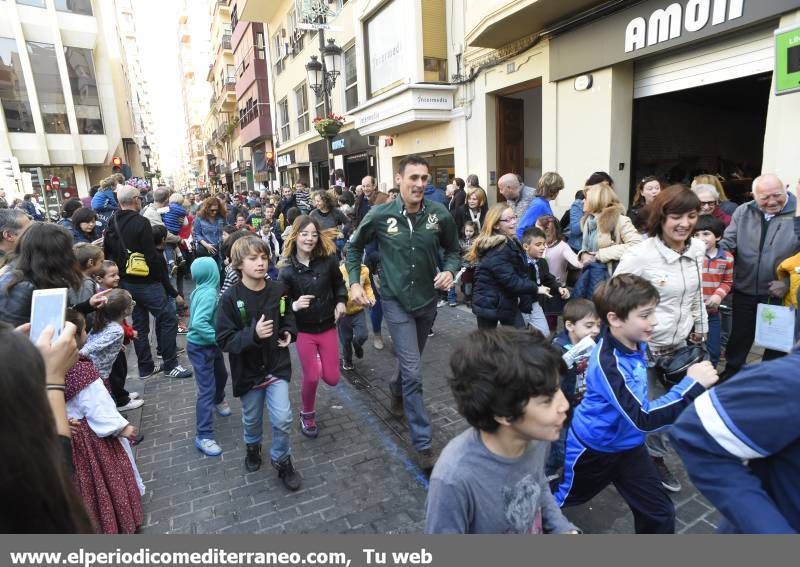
top-left (30, 288), bottom-right (68, 344)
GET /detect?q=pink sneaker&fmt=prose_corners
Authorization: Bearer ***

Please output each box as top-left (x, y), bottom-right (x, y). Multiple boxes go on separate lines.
top-left (300, 411), bottom-right (318, 438)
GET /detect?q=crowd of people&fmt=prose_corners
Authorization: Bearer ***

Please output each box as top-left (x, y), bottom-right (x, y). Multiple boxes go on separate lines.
top-left (0, 158), bottom-right (798, 535)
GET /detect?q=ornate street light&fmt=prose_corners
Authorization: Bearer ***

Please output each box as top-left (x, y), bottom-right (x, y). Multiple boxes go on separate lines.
top-left (321, 38), bottom-right (342, 82)
top-left (305, 55), bottom-right (324, 95)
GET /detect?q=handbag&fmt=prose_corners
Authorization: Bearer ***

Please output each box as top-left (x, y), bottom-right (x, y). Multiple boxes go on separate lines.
top-left (653, 255), bottom-right (708, 388)
top-left (113, 214), bottom-right (149, 277)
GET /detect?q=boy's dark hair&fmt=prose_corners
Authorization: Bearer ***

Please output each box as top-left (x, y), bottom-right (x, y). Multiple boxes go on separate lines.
top-left (65, 308), bottom-right (86, 337)
top-left (462, 220), bottom-right (477, 235)
top-left (222, 229), bottom-right (252, 260)
top-left (520, 226), bottom-right (546, 245)
top-left (73, 243), bottom-right (103, 269)
top-left (96, 260), bottom-right (118, 280)
top-left (449, 328), bottom-right (562, 433)
top-left (285, 206), bottom-right (301, 227)
top-left (397, 154), bottom-right (429, 176)
top-left (563, 298), bottom-right (598, 324)
top-left (222, 224), bottom-right (238, 236)
top-left (151, 224), bottom-right (168, 245)
top-left (593, 274), bottom-right (659, 323)
top-left (694, 214), bottom-right (725, 239)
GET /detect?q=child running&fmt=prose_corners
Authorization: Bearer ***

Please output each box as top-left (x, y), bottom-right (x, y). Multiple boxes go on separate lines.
top-left (278, 215), bottom-right (347, 438)
top-left (337, 244), bottom-right (375, 371)
top-left (554, 274), bottom-right (718, 533)
top-left (520, 227), bottom-right (570, 336)
top-left (425, 328), bottom-right (578, 534)
top-left (216, 236), bottom-right (301, 491)
top-left (187, 256), bottom-right (231, 457)
top-left (64, 310), bottom-right (144, 534)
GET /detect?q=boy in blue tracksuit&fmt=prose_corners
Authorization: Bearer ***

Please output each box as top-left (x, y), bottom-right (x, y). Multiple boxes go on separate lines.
top-left (670, 348), bottom-right (800, 533)
top-left (554, 274), bottom-right (719, 533)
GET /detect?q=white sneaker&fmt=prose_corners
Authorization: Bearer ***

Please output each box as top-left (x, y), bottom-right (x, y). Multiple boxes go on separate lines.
top-left (436, 299), bottom-right (447, 308)
top-left (372, 335), bottom-right (385, 350)
top-left (215, 401), bottom-right (232, 416)
top-left (129, 392), bottom-right (140, 400)
top-left (117, 398), bottom-right (144, 412)
top-left (195, 437), bottom-right (222, 457)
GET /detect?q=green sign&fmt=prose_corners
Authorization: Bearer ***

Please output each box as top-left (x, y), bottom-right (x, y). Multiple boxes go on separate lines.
top-left (775, 23), bottom-right (800, 96)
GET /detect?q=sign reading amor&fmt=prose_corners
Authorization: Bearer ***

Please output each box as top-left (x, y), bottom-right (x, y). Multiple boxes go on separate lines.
top-left (625, 0), bottom-right (744, 53)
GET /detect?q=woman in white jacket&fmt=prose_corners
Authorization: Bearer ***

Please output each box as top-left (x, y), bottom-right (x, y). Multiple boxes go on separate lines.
top-left (615, 184), bottom-right (708, 494)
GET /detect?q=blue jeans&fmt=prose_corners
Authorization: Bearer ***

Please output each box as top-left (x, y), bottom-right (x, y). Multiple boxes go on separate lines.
top-left (187, 342), bottom-right (229, 439)
top-left (121, 280), bottom-right (179, 375)
top-left (239, 378), bottom-right (292, 463)
top-left (337, 310), bottom-right (368, 362)
top-left (382, 297), bottom-right (436, 451)
top-left (707, 311), bottom-right (721, 367)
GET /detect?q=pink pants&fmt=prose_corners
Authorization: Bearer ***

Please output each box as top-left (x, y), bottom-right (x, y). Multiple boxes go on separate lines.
top-left (296, 328), bottom-right (340, 413)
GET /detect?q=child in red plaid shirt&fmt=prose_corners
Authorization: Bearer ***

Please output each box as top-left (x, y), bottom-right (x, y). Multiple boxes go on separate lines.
top-left (694, 216), bottom-right (734, 367)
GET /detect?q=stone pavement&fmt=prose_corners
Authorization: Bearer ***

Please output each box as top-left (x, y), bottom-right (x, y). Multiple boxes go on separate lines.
top-left (122, 303), bottom-right (761, 535)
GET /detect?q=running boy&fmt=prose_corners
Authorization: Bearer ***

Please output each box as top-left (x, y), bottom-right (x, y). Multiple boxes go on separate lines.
top-left (187, 256), bottom-right (231, 457)
top-left (554, 274), bottom-right (718, 533)
top-left (694, 215), bottom-right (734, 368)
top-left (425, 328), bottom-right (579, 534)
top-left (338, 245), bottom-right (375, 371)
top-left (520, 227), bottom-right (569, 336)
top-left (216, 235), bottom-right (301, 491)
top-left (546, 299), bottom-right (601, 480)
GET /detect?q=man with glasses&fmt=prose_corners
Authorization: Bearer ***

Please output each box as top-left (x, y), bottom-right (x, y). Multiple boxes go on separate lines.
top-left (104, 185), bottom-right (192, 380)
top-left (346, 155), bottom-right (460, 472)
top-left (720, 173), bottom-right (799, 379)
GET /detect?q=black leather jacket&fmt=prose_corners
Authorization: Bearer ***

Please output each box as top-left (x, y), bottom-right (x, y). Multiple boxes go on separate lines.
top-left (277, 254), bottom-right (348, 334)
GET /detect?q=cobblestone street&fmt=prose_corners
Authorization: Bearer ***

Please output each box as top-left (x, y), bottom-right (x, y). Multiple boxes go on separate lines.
top-left (122, 304), bottom-right (750, 534)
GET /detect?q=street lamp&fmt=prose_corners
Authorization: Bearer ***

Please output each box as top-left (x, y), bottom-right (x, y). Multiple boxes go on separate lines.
top-left (306, 36), bottom-right (342, 188)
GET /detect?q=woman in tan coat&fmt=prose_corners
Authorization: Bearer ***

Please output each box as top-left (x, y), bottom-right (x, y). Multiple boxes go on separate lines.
top-left (572, 181), bottom-right (641, 298)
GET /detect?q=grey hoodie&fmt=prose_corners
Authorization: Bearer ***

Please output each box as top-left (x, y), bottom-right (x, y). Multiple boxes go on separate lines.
top-left (720, 193), bottom-right (799, 296)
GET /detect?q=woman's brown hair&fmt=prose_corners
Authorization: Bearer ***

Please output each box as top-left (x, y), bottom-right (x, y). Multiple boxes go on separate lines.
top-left (197, 196), bottom-right (227, 221)
top-left (644, 184), bottom-right (701, 238)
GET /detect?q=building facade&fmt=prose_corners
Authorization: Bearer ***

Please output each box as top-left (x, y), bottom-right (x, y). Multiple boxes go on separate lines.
top-left (0, 0), bottom-right (153, 212)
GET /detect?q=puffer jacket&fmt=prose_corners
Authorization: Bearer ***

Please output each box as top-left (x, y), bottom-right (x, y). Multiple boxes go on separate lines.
top-left (720, 193), bottom-right (799, 296)
top-left (579, 207), bottom-right (642, 268)
top-left (470, 234), bottom-right (539, 323)
top-left (615, 236), bottom-right (708, 349)
top-left (0, 273), bottom-right (35, 327)
top-left (277, 253), bottom-right (348, 334)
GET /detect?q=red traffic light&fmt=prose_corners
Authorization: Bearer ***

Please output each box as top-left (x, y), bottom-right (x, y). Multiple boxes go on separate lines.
top-left (265, 151), bottom-right (274, 160)
top-left (112, 156), bottom-right (122, 167)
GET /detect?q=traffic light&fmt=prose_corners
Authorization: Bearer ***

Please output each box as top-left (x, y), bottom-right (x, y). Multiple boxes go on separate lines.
top-left (0, 156), bottom-right (20, 180)
top-left (265, 151), bottom-right (275, 170)
top-left (111, 156), bottom-right (123, 174)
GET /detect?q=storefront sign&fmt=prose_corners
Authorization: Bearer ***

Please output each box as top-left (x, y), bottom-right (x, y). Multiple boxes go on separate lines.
top-left (775, 23), bottom-right (800, 95)
top-left (366, 0), bottom-right (404, 95)
top-left (277, 151), bottom-right (295, 168)
top-left (331, 138), bottom-right (345, 151)
top-left (550, 0), bottom-right (798, 81)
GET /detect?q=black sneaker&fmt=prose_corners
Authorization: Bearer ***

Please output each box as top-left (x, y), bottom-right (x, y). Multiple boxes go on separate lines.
top-left (353, 342), bottom-right (364, 359)
top-left (139, 364), bottom-right (162, 379)
top-left (341, 359), bottom-right (354, 371)
top-left (417, 448), bottom-right (436, 473)
top-left (652, 457), bottom-right (681, 492)
top-left (245, 443), bottom-right (262, 472)
top-left (389, 394), bottom-right (404, 418)
top-left (273, 456), bottom-right (301, 491)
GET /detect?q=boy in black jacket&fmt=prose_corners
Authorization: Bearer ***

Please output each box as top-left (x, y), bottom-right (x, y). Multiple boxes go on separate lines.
top-left (520, 227), bottom-right (570, 335)
top-left (216, 235), bottom-right (301, 491)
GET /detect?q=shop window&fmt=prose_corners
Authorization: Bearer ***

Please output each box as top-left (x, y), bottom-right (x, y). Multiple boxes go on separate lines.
top-left (27, 41), bottom-right (70, 134)
top-left (54, 0), bottom-right (92, 16)
top-left (64, 46), bottom-right (104, 134)
top-left (0, 37), bottom-right (35, 133)
top-left (279, 97), bottom-right (290, 142)
top-left (344, 44), bottom-right (358, 110)
top-left (295, 82), bottom-right (308, 135)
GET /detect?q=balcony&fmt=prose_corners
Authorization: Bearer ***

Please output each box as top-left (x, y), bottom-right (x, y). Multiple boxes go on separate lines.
top-left (238, 103), bottom-right (272, 147)
top-left (212, 0), bottom-right (230, 16)
top-left (237, 0), bottom-right (283, 22)
top-left (219, 34), bottom-right (232, 54)
top-left (215, 83), bottom-right (237, 112)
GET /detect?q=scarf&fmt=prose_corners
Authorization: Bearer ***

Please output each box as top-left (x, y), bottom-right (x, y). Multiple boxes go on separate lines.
top-left (581, 215), bottom-right (599, 253)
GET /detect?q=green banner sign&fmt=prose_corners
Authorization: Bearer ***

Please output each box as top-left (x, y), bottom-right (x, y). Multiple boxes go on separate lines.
top-left (775, 23), bottom-right (800, 96)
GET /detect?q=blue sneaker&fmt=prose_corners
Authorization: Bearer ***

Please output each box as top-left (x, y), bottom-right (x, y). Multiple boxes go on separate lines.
top-left (194, 437), bottom-right (222, 456)
top-left (166, 364), bottom-right (192, 379)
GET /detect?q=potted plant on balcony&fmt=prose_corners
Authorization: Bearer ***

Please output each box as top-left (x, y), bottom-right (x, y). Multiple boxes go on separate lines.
top-left (313, 113), bottom-right (345, 137)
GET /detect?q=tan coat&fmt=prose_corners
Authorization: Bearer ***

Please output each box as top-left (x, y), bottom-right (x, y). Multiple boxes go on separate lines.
top-left (579, 207), bottom-right (642, 266)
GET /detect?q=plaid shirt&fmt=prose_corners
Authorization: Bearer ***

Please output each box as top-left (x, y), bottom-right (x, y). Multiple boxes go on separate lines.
top-left (702, 247), bottom-right (734, 305)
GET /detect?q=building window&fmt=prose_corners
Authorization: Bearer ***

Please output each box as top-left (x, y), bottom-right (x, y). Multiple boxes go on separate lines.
top-left (272, 30), bottom-right (284, 74)
top-left (230, 5), bottom-right (238, 31)
top-left (27, 41), bottom-right (70, 134)
top-left (279, 97), bottom-right (289, 141)
top-left (54, 0), bottom-right (92, 16)
top-left (287, 9), bottom-right (304, 55)
top-left (64, 46), bottom-right (104, 134)
top-left (0, 37), bottom-right (35, 133)
top-left (295, 83), bottom-right (308, 134)
top-left (24, 165), bottom-right (77, 214)
top-left (16, 0), bottom-right (46, 7)
top-left (315, 94), bottom-right (324, 119)
top-left (226, 64), bottom-right (235, 84)
top-left (256, 32), bottom-right (266, 60)
top-left (343, 44), bottom-right (357, 110)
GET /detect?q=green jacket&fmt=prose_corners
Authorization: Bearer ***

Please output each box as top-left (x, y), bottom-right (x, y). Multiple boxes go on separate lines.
top-left (187, 257), bottom-right (220, 346)
top-left (346, 197), bottom-right (460, 312)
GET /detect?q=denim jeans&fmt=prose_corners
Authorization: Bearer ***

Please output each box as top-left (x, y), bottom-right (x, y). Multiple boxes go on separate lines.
top-left (239, 378), bottom-right (292, 463)
top-left (187, 342), bottom-right (229, 439)
top-left (382, 297), bottom-right (436, 450)
top-left (707, 311), bottom-right (721, 367)
top-left (337, 310), bottom-right (368, 362)
top-left (121, 280), bottom-right (179, 375)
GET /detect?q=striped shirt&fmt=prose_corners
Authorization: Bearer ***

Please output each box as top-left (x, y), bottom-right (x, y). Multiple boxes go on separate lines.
top-left (702, 247), bottom-right (734, 302)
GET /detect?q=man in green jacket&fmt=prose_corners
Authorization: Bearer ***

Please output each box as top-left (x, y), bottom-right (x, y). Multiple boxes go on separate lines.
top-left (346, 155), bottom-right (461, 471)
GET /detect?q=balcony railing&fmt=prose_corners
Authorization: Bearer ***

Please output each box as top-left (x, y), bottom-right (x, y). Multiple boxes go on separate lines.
top-left (221, 34), bottom-right (232, 51)
top-left (239, 104), bottom-right (259, 128)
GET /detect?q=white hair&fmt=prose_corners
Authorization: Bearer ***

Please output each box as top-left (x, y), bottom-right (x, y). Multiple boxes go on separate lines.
top-left (752, 173), bottom-right (785, 195)
top-left (692, 183), bottom-right (719, 201)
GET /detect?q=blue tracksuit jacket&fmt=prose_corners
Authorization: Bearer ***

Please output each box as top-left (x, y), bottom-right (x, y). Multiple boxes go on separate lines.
top-left (670, 350), bottom-right (800, 533)
top-left (570, 327), bottom-right (706, 453)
